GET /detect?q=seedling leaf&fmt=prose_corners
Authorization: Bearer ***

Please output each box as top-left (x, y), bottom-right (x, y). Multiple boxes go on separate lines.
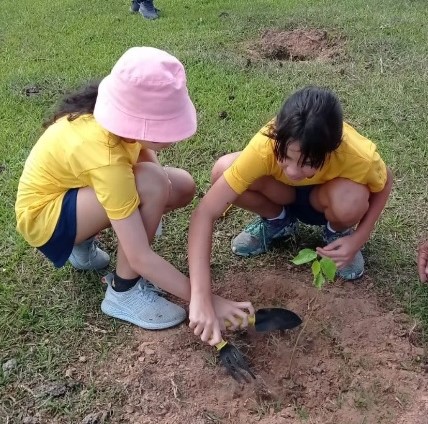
top-left (292, 248), bottom-right (318, 265)
top-left (320, 257), bottom-right (337, 281)
top-left (314, 272), bottom-right (326, 289)
top-left (311, 260), bottom-right (321, 278)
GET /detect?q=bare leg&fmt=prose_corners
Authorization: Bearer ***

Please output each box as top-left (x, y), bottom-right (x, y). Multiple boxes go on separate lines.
top-left (310, 178), bottom-right (370, 230)
top-left (74, 163), bottom-right (195, 277)
top-left (115, 163), bottom-right (195, 279)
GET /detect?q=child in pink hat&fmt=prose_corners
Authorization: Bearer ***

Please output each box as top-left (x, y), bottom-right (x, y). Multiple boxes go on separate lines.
top-left (15, 47), bottom-right (254, 334)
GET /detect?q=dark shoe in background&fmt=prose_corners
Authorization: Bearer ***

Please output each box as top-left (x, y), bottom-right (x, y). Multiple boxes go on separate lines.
top-left (139, 0), bottom-right (159, 19)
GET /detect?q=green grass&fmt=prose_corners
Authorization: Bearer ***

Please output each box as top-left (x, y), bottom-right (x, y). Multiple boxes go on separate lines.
top-left (1, 0), bottom-right (428, 421)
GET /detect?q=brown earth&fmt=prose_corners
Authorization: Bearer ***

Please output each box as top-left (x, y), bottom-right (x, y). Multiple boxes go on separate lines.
top-left (246, 28), bottom-right (343, 61)
top-left (86, 268), bottom-right (428, 423)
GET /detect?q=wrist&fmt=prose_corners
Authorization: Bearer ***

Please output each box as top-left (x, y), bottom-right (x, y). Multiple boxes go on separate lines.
top-left (352, 228), bottom-right (370, 248)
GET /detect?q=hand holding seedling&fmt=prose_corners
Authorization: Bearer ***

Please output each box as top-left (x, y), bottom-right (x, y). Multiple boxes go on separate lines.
top-left (316, 233), bottom-right (362, 269)
top-left (418, 240), bottom-right (428, 283)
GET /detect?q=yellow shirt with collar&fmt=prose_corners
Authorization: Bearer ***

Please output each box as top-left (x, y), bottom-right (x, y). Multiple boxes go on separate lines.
top-left (15, 115), bottom-right (142, 247)
top-left (223, 122), bottom-right (387, 195)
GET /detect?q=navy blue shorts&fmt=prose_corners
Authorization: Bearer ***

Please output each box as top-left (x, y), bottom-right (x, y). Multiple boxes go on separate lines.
top-left (38, 188), bottom-right (78, 268)
top-left (289, 185), bottom-right (327, 226)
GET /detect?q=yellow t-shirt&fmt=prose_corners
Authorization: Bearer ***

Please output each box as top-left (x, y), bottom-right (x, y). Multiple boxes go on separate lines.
top-left (224, 122), bottom-right (387, 195)
top-left (15, 115), bottom-right (142, 247)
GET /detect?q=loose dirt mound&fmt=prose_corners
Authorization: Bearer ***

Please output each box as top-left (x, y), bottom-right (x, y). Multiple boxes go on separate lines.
top-left (247, 28), bottom-right (343, 61)
top-left (91, 268), bottom-right (428, 423)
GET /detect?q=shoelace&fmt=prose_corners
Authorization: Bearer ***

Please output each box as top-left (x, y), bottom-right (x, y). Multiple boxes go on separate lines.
top-left (142, 281), bottom-right (166, 297)
top-left (138, 284), bottom-right (159, 303)
top-left (246, 218), bottom-right (268, 250)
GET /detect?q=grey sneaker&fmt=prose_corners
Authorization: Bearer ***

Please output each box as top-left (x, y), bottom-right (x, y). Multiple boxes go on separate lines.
top-left (139, 0), bottom-right (159, 19)
top-left (101, 276), bottom-right (186, 330)
top-left (231, 213), bottom-right (298, 257)
top-left (68, 237), bottom-right (110, 270)
top-left (323, 226), bottom-right (364, 281)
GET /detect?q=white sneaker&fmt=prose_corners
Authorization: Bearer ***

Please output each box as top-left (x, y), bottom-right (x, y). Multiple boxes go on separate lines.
top-left (101, 278), bottom-right (186, 330)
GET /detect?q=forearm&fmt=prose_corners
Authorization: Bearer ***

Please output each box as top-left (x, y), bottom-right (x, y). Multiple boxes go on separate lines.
top-left (188, 207), bottom-right (216, 297)
top-left (132, 250), bottom-right (191, 301)
top-left (355, 168), bottom-right (393, 244)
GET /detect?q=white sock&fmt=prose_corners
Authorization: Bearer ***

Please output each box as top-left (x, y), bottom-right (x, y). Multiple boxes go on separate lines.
top-left (267, 207), bottom-right (286, 221)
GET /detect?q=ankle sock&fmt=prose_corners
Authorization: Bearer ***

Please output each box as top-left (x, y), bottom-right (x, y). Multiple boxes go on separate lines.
top-left (112, 271), bottom-right (140, 292)
top-left (267, 207), bottom-right (286, 221)
top-left (326, 222), bottom-right (337, 233)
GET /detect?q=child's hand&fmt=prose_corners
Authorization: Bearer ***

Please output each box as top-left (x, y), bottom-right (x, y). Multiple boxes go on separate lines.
top-left (189, 294), bottom-right (222, 346)
top-left (212, 295), bottom-right (255, 331)
top-left (317, 234), bottom-right (362, 269)
top-left (418, 241), bottom-right (428, 283)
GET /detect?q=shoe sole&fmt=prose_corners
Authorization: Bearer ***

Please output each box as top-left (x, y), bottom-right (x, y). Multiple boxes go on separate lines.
top-left (101, 300), bottom-right (186, 330)
top-left (339, 270), bottom-right (364, 281)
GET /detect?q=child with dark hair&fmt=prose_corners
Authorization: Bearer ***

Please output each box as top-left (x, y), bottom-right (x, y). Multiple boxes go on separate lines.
top-left (187, 86), bottom-right (393, 346)
top-left (15, 47), bottom-right (253, 334)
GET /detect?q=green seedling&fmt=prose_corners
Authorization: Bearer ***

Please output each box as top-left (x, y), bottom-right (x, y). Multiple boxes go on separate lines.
top-left (291, 248), bottom-right (337, 289)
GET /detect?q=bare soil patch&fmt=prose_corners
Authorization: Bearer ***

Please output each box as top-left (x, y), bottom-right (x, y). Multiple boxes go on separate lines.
top-left (246, 28), bottom-right (343, 62)
top-left (87, 268), bottom-right (428, 423)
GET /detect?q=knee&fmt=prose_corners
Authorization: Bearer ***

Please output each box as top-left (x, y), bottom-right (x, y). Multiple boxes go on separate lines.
top-left (176, 169), bottom-right (196, 207)
top-left (134, 162), bottom-right (170, 205)
top-left (326, 179), bottom-right (370, 224)
top-left (211, 153), bottom-right (239, 184)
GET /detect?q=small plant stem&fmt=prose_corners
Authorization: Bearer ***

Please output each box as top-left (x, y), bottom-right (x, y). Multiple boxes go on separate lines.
top-left (287, 291), bottom-right (320, 378)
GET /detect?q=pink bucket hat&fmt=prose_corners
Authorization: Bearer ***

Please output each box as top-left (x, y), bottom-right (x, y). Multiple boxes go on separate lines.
top-left (94, 47), bottom-right (197, 143)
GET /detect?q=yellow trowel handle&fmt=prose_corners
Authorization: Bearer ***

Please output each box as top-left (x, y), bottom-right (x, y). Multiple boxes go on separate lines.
top-left (215, 339), bottom-right (228, 350)
top-left (225, 314), bottom-right (255, 329)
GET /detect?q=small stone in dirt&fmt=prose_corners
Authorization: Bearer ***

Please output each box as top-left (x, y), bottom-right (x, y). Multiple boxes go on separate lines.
top-left (81, 412), bottom-right (106, 424)
top-left (138, 341), bottom-right (155, 351)
top-left (79, 355), bottom-right (87, 363)
top-left (125, 405), bottom-right (134, 414)
top-left (138, 356), bottom-right (145, 362)
top-left (2, 358), bottom-right (17, 375)
top-left (36, 382), bottom-right (69, 398)
top-left (65, 367), bottom-right (76, 378)
top-left (280, 406), bottom-right (295, 418)
top-left (219, 111), bottom-right (228, 119)
top-left (144, 348), bottom-right (155, 355)
top-left (23, 85), bottom-right (41, 96)
top-left (22, 417), bottom-right (39, 424)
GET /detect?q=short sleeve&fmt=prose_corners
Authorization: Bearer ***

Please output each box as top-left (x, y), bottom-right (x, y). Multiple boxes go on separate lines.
top-left (223, 135), bottom-right (272, 195)
top-left (86, 164), bottom-right (140, 220)
top-left (364, 152), bottom-right (387, 192)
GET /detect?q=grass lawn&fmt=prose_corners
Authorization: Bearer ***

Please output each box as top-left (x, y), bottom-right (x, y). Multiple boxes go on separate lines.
top-left (1, 0), bottom-right (427, 421)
